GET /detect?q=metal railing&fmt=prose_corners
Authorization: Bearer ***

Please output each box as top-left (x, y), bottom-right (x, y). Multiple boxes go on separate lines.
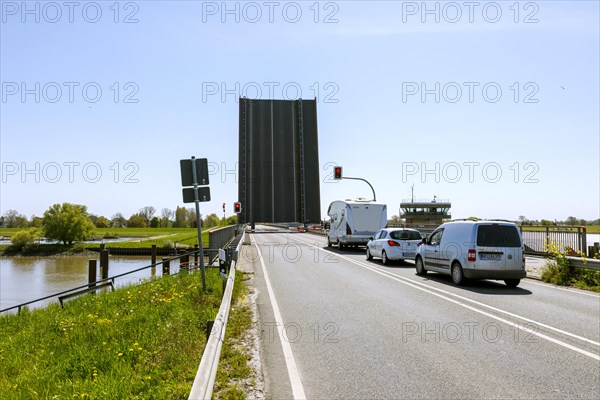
top-left (188, 230), bottom-right (246, 399)
top-left (520, 226), bottom-right (588, 255)
top-left (208, 225), bottom-right (237, 251)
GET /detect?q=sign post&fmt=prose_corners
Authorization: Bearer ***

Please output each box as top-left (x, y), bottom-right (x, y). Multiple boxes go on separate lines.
top-left (180, 156), bottom-right (210, 291)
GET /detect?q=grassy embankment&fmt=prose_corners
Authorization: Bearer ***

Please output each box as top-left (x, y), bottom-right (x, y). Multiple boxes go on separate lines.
top-left (0, 267), bottom-right (254, 398)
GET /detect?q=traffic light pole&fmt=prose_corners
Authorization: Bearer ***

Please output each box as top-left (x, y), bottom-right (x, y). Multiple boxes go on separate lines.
top-left (340, 177), bottom-right (376, 202)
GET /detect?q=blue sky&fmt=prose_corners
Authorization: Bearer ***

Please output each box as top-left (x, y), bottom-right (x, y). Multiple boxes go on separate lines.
top-left (1, 1), bottom-right (599, 222)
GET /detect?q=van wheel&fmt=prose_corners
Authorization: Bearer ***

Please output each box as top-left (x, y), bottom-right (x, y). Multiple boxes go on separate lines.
top-left (415, 257), bottom-right (427, 276)
top-left (504, 279), bottom-right (520, 287)
top-left (451, 263), bottom-right (465, 286)
top-left (366, 248), bottom-right (373, 260)
top-left (327, 238), bottom-right (332, 247)
top-left (338, 241), bottom-right (344, 250)
top-left (381, 250), bottom-right (389, 265)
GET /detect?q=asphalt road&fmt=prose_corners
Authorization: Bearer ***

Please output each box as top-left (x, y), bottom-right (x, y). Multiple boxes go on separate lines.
top-left (241, 228), bottom-right (600, 399)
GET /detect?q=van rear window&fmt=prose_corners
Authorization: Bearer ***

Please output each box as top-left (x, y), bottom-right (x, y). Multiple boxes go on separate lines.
top-left (477, 225), bottom-right (521, 247)
top-left (390, 230), bottom-right (422, 240)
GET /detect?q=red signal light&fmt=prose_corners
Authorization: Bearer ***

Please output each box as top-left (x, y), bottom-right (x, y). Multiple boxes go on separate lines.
top-left (234, 202), bottom-right (241, 213)
top-left (334, 166), bottom-right (343, 179)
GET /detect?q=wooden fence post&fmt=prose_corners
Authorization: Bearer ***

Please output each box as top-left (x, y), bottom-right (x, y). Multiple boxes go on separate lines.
top-left (88, 259), bottom-right (97, 287)
top-left (162, 258), bottom-right (170, 276)
top-left (100, 250), bottom-right (109, 280)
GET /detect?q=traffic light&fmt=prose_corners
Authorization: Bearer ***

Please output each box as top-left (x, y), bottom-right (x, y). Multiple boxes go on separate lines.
top-left (234, 202), bottom-right (242, 213)
top-left (334, 166), bottom-right (343, 180)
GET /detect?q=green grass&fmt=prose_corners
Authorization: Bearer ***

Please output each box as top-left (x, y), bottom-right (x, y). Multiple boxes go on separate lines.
top-left (541, 256), bottom-right (600, 292)
top-left (0, 270), bottom-right (226, 399)
top-left (213, 272), bottom-right (254, 399)
top-left (90, 232), bottom-right (209, 250)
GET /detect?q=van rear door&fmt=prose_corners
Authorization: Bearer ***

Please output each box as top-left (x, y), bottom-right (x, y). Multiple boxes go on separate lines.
top-left (476, 224), bottom-right (522, 271)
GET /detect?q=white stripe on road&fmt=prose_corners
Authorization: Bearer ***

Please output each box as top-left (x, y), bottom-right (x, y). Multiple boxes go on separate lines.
top-left (289, 235), bottom-right (600, 361)
top-left (252, 235), bottom-right (306, 399)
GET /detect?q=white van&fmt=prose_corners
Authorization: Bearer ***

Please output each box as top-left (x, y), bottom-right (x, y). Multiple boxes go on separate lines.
top-left (415, 220), bottom-right (526, 287)
top-left (327, 200), bottom-right (387, 249)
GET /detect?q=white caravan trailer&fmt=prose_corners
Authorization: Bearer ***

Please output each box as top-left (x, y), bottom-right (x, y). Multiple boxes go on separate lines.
top-left (327, 200), bottom-right (387, 248)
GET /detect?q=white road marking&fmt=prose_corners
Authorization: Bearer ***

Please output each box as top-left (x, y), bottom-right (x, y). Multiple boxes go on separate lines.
top-left (289, 235), bottom-right (600, 361)
top-left (252, 235), bottom-right (307, 399)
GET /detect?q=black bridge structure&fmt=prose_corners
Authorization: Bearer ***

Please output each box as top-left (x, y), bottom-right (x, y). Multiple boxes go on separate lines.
top-left (238, 98), bottom-right (321, 226)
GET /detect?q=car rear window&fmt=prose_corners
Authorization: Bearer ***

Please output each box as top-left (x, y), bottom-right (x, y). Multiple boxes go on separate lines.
top-left (390, 230), bottom-right (422, 240)
top-left (477, 225), bottom-right (521, 247)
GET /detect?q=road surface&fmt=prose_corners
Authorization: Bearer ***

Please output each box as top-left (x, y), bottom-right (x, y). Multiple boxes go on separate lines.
top-left (239, 227), bottom-right (599, 399)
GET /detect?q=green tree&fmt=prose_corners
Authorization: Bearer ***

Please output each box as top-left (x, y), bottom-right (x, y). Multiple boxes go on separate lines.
top-left (139, 206), bottom-right (156, 225)
top-left (160, 208), bottom-right (173, 228)
top-left (127, 214), bottom-right (147, 228)
top-left (220, 215), bottom-right (237, 226)
top-left (111, 213), bottom-right (127, 228)
top-left (187, 208), bottom-right (198, 228)
top-left (10, 228), bottom-right (40, 251)
top-left (42, 203), bottom-right (95, 244)
top-left (204, 214), bottom-right (220, 228)
top-left (2, 209), bottom-right (29, 228)
top-left (95, 216), bottom-right (110, 228)
top-left (564, 216), bottom-right (579, 226)
top-left (149, 217), bottom-right (160, 228)
top-left (174, 207), bottom-right (189, 228)
top-left (29, 215), bottom-right (43, 228)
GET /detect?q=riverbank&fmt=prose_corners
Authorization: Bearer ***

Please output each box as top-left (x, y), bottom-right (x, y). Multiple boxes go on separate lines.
top-left (0, 269), bottom-right (243, 398)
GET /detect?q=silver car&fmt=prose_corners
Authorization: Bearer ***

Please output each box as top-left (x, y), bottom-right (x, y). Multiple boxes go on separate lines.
top-left (366, 228), bottom-right (423, 264)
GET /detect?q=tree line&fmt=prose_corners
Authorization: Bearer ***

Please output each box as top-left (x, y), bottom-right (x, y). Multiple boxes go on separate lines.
top-left (1, 204), bottom-right (238, 249)
top-left (0, 206), bottom-right (237, 231)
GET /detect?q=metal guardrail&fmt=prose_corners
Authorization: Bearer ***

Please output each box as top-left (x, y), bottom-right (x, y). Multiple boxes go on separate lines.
top-left (566, 256), bottom-right (600, 271)
top-left (188, 230), bottom-right (246, 399)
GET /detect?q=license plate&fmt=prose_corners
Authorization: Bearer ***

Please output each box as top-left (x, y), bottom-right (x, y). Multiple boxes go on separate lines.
top-left (480, 253), bottom-right (501, 261)
top-left (404, 252), bottom-right (415, 258)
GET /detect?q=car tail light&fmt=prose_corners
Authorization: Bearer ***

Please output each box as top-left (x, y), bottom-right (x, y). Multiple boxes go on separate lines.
top-left (388, 240), bottom-right (401, 247)
top-left (417, 241), bottom-right (423, 246)
top-left (468, 249), bottom-right (476, 262)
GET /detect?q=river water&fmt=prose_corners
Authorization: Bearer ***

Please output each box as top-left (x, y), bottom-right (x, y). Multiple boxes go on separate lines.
top-left (0, 255), bottom-right (187, 312)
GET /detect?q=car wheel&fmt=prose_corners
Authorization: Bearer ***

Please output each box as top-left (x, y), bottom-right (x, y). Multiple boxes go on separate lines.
top-left (366, 248), bottom-right (373, 260)
top-left (381, 250), bottom-right (389, 265)
top-left (338, 241), bottom-right (344, 250)
top-left (504, 279), bottom-right (520, 287)
top-left (327, 238), bottom-right (332, 247)
top-left (451, 262), bottom-right (465, 286)
top-left (415, 257), bottom-right (427, 276)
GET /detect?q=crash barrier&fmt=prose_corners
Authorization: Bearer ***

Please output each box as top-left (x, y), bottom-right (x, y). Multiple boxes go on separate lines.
top-left (188, 230), bottom-right (246, 400)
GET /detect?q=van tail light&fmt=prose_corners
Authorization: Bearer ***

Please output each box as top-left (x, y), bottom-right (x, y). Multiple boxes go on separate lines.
top-left (468, 249), bottom-right (476, 262)
top-left (388, 240), bottom-right (401, 247)
top-left (418, 241), bottom-right (423, 246)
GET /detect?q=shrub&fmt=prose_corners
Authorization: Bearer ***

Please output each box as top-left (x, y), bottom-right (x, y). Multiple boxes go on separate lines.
top-left (9, 228), bottom-right (40, 252)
